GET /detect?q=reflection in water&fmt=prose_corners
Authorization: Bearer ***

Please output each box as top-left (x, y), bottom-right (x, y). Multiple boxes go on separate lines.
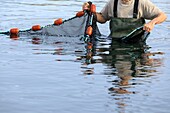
top-left (98, 39), bottom-right (164, 111)
top-left (3, 31), bottom-right (165, 113)
top-left (0, 0), bottom-right (169, 113)
top-left (15, 29), bottom-right (163, 112)
top-left (10, 34), bottom-right (19, 40)
top-left (76, 38), bottom-right (164, 111)
top-left (32, 37), bottom-right (43, 44)
top-left (100, 40), bottom-right (163, 83)
top-left (80, 42), bottom-right (96, 75)
top-left (20, 34), bottom-right (164, 112)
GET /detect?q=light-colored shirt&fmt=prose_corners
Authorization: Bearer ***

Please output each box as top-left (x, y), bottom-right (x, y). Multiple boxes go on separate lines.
top-left (100, 0), bottom-right (162, 20)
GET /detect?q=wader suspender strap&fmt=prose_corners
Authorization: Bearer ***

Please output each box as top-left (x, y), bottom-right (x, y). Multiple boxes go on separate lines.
top-left (114, 0), bottom-right (118, 17)
top-left (113, 0), bottom-right (139, 18)
top-left (133, 0), bottom-right (139, 18)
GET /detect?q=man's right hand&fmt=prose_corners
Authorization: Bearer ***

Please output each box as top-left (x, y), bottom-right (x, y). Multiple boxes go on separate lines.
top-left (82, 2), bottom-right (90, 11)
top-left (82, 2), bottom-right (107, 24)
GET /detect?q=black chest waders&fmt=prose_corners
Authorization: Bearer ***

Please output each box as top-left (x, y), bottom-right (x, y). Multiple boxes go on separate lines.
top-left (109, 0), bottom-right (150, 44)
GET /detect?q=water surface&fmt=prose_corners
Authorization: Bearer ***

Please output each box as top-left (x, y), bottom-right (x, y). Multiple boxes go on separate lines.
top-left (0, 0), bottom-right (170, 113)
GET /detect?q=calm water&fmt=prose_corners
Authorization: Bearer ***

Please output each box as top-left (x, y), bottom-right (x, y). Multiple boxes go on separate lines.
top-left (0, 0), bottom-right (170, 113)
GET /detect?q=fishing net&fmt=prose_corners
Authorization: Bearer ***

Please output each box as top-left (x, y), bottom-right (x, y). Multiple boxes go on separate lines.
top-left (0, 1), bottom-right (149, 44)
top-left (19, 13), bottom-right (100, 38)
top-left (0, 2), bottom-right (101, 43)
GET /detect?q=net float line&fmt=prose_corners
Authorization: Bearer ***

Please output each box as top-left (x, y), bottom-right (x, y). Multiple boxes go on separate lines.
top-left (32, 25), bottom-right (42, 31)
top-left (54, 18), bottom-right (63, 25)
top-left (90, 4), bottom-right (96, 13)
top-left (0, 9), bottom-right (86, 35)
top-left (0, 2), bottom-right (100, 43)
top-left (86, 26), bottom-right (93, 36)
top-left (76, 11), bottom-right (85, 17)
top-left (82, 2), bottom-right (97, 42)
top-left (0, 3), bottom-right (95, 33)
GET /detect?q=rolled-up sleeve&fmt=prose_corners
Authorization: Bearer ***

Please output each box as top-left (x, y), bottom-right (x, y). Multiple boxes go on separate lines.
top-left (100, 0), bottom-right (113, 21)
top-left (142, 0), bottom-right (162, 20)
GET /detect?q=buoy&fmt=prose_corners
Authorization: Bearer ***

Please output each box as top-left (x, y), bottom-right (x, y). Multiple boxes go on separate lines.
top-left (54, 18), bottom-right (63, 25)
top-left (10, 28), bottom-right (19, 35)
top-left (32, 25), bottom-right (41, 31)
top-left (90, 4), bottom-right (96, 13)
top-left (76, 11), bottom-right (85, 17)
top-left (86, 26), bottom-right (93, 36)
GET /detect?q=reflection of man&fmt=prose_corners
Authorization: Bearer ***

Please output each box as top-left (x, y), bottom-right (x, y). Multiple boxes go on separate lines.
top-left (83, 0), bottom-right (167, 41)
top-left (114, 61), bottom-right (133, 85)
top-left (109, 42), bottom-right (139, 86)
top-left (100, 40), bottom-right (163, 86)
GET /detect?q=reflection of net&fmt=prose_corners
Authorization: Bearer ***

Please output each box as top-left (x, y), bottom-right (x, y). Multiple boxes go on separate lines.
top-left (18, 13), bottom-right (100, 38)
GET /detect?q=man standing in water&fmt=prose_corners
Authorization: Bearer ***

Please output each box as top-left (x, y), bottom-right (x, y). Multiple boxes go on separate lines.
top-left (83, 0), bottom-right (167, 42)
top-left (83, 0), bottom-right (167, 88)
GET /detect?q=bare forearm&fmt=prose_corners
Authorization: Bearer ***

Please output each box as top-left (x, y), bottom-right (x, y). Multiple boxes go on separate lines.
top-left (144, 12), bottom-right (167, 32)
top-left (149, 12), bottom-right (167, 25)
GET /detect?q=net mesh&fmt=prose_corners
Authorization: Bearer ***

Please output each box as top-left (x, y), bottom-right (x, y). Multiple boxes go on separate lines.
top-left (18, 13), bottom-right (101, 39)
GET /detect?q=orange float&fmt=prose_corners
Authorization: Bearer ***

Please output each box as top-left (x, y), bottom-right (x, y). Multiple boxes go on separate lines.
top-left (32, 25), bottom-right (41, 31)
top-left (10, 28), bottom-right (19, 35)
top-left (76, 11), bottom-right (85, 17)
top-left (86, 26), bottom-right (93, 36)
top-left (54, 18), bottom-right (63, 25)
top-left (90, 4), bottom-right (96, 13)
